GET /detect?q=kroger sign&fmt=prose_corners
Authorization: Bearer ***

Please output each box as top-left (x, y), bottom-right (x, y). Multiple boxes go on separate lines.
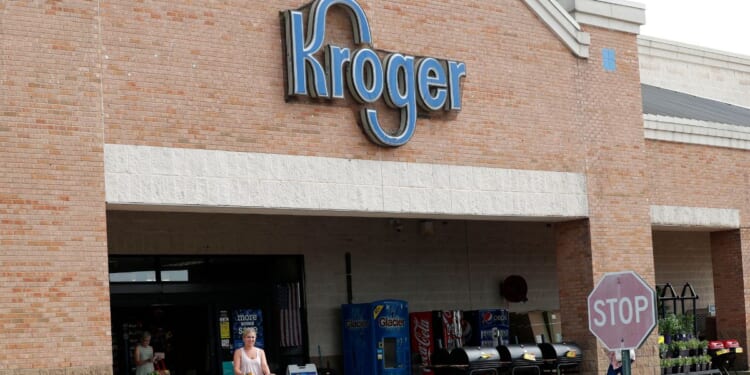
top-left (283, 0), bottom-right (466, 147)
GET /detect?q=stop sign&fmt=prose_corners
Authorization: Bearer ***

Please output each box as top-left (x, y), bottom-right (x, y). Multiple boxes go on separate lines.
top-left (587, 271), bottom-right (656, 351)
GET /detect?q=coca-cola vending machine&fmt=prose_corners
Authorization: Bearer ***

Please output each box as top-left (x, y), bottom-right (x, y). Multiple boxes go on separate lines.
top-left (408, 310), bottom-right (464, 374)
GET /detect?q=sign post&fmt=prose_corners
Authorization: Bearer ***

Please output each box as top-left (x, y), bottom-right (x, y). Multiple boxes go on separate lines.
top-left (588, 271), bottom-right (656, 375)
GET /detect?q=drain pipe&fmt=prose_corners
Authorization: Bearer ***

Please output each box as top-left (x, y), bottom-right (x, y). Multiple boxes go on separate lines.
top-left (345, 252), bottom-right (353, 304)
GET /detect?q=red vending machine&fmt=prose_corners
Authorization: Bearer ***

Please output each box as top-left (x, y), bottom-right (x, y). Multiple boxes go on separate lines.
top-left (409, 310), bottom-right (464, 374)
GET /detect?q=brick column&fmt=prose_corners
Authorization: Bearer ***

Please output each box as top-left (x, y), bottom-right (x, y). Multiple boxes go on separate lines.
top-left (711, 229), bottom-right (750, 369)
top-left (0, 1), bottom-right (110, 374)
top-left (555, 219), bottom-right (599, 372)
top-left (569, 24), bottom-right (658, 374)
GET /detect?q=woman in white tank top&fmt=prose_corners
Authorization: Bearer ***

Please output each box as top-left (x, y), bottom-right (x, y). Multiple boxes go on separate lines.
top-left (233, 327), bottom-right (272, 375)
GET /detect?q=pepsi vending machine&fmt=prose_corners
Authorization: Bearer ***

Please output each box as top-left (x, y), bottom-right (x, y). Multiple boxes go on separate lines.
top-left (342, 300), bottom-right (411, 375)
top-left (464, 309), bottom-right (509, 347)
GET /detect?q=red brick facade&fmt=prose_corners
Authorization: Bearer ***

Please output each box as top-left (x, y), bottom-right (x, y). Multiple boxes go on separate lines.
top-left (0, 1), bottom-right (110, 373)
top-left (4, 1), bottom-right (743, 375)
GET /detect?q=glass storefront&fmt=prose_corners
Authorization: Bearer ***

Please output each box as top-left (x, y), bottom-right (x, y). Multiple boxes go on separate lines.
top-left (109, 255), bottom-right (307, 375)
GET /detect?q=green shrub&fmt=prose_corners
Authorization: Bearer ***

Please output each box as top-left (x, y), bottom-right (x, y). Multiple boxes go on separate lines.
top-left (660, 358), bottom-right (679, 368)
top-left (687, 338), bottom-right (701, 350)
top-left (659, 313), bottom-right (681, 336)
top-left (681, 314), bottom-right (695, 335)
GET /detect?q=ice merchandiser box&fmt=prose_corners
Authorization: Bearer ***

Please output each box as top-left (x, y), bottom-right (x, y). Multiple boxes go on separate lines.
top-left (342, 300), bottom-right (411, 375)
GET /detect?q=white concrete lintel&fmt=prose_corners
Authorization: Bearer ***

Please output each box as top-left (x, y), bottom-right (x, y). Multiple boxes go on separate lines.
top-left (522, 0), bottom-right (591, 58)
top-left (651, 205), bottom-right (740, 231)
top-left (557, 0), bottom-right (645, 34)
top-left (104, 144), bottom-right (589, 221)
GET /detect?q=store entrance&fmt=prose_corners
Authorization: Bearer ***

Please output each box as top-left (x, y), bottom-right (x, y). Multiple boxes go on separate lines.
top-left (111, 304), bottom-right (211, 375)
top-left (108, 255), bottom-right (308, 375)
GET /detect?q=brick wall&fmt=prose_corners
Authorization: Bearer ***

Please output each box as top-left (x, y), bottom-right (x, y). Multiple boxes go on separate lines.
top-left (0, 0), bottom-right (655, 373)
top-left (647, 141), bottom-right (750, 216)
top-left (647, 138), bottom-right (750, 361)
top-left (0, 1), bottom-right (110, 373)
top-left (653, 231), bottom-right (715, 310)
top-left (554, 220), bottom-right (597, 372)
top-left (711, 230), bottom-right (750, 369)
top-left (561, 24), bottom-right (656, 374)
top-left (99, 0), bottom-right (588, 172)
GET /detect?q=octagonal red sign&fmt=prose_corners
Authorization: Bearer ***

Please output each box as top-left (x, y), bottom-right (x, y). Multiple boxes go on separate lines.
top-left (587, 271), bottom-right (656, 351)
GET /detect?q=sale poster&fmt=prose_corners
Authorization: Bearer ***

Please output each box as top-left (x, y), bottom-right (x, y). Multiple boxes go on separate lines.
top-left (231, 308), bottom-right (264, 350)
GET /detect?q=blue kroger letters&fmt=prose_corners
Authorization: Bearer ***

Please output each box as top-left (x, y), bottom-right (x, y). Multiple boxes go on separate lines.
top-left (283, 0), bottom-right (466, 147)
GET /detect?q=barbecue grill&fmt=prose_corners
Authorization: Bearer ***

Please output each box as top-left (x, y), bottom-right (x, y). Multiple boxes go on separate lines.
top-left (709, 340), bottom-right (731, 375)
top-left (448, 347), bottom-right (502, 375)
top-left (537, 343), bottom-right (582, 374)
top-left (497, 344), bottom-right (543, 375)
top-left (431, 348), bottom-right (453, 375)
top-left (433, 348), bottom-right (452, 365)
top-left (709, 339), bottom-right (743, 375)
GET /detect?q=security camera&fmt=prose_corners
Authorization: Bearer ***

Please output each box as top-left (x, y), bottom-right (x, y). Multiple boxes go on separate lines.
top-left (390, 219), bottom-right (404, 232)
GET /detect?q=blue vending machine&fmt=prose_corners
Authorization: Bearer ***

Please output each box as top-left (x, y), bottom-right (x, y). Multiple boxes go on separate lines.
top-left (464, 309), bottom-right (509, 347)
top-left (342, 300), bottom-right (411, 375)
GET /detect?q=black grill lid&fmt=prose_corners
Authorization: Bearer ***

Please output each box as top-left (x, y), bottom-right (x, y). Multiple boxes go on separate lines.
top-left (498, 344), bottom-right (544, 365)
top-left (449, 347), bottom-right (501, 369)
top-left (432, 348), bottom-right (452, 366)
top-left (538, 343), bottom-right (583, 365)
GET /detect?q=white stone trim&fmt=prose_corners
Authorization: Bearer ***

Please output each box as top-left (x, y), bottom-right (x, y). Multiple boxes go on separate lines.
top-left (644, 114), bottom-right (750, 150)
top-left (651, 205), bottom-right (740, 231)
top-left (522, 0), bottom-right (591, 58)
top-left (104, 144), bottom-right (589, 220)
top-left (557, 0), bottom-right (645, 34)
top-left (638, 36), bottom-right (750, 72)
top-left (638, 36), bottom-right (750, 109)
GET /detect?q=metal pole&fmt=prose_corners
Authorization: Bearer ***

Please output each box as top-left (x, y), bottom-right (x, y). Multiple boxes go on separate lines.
top-left (621, 350), bottom-right (631, 375)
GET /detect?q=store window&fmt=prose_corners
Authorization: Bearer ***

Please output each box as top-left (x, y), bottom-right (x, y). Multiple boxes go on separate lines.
top-left (109, 256), bottom-right (205, 283)
top-left (109, 256), bottom-right (157, 283)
